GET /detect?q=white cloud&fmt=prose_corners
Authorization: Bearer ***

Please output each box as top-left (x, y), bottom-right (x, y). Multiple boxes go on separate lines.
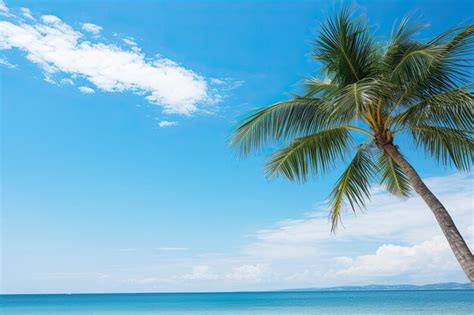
top-left (78, 86), bottom-right (95, 94)
top-left (232, 173), bottom-right (473, 287)
top-left (41, 14), bottom-right (61, 24)
top-left (210, 78), bottom-right (224, 85)
top-left (127, 277), bottom-right (160, 285)
top-left (60, 78), bottom-right (74, 85)
top-left (226, 264), bottom-right (268, 282)
top-left (0, 0), bottom-right (9, 14)
top-left (182, 265), bottom-right (218, 280)
top-left (45, 272), bottom-right (109, 279)
top-left (81, 22), bottom-right (102, 35)
top-left (176, 263), bottom-right (269, 283)
top-left (122, 38), bottom-right (141, 53)
top-left (97, 174), bottom-right (473, 291)
top-left (158, 120), bottom-right (178, 128)
top-left (156, 247), bottom-right (188, 251)
top-left (0, 5), bottom-right (223, 115)
top-left (122, 37), bottom-right (137, 46)
top-left (20, 8), bottom-right (33, 20)
top-left (324, 234), bottom-right (464, 284)
top-left (0, 57), bottom-right (15, 68)
top-left (17, 173), bottom-right (470, 294)
top-left (246, 174), bottom-right (473, 260)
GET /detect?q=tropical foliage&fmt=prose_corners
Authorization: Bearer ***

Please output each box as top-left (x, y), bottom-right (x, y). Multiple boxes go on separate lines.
top-left (231, 8), bottom-right (474, 231)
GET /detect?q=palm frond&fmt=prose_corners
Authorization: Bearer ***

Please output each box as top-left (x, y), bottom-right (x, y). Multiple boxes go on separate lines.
top-left (388, 16), bottom-right (427, 47)
top-left (378, 152), bottom-right (411, 198)
top-left (329, 77), bottom-right (392, 122)
top-left (411, 125), bottom-right (474, 171)
top-left (399, 24), bottom-right (474, 102)
top-left (231, 8), bottom-right (474, 236)
top-left (313, 6), bottom-right (377, 86)
top-left (422, 24), bottom-right (474, 92)
top-left (265, 127), bottom-right (353, 182)
top-left (329, 144), bottom-right (376, 231)
top-left (384, 17), bottom-right (428, 71)
top-left (231, 98), bottom-right (334, 156)
top-left (394, 87), bottom-right (474, 130)
top-left (389, 43), bottom-right (444, 87)
top-left (303, 78), bottom-right (339, 98)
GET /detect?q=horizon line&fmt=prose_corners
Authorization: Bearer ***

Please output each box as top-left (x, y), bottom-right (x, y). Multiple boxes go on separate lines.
top-left (2, 282), bottom-right (471, 296)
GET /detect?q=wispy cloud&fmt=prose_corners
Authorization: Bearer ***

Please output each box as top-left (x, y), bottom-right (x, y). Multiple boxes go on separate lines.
top-left (246, 173), bottom-right (473, 259)
top-left (81, 22), bottom-right (102, 35)
top-left (78, 86), bottom-right (95, 94)
top-left (158, 120), bottom-right (178, 128)
top-left (20, 7), bottom-right (33, 20)
top-left (122, 37), bottom-right (137, 46)
top-left (156, 247), bottom-right (188, 251)
top-left (181, 265), bottom-right (218, 280)
top-left (44, 272), bottom-right (109, 280)
top-left (60, 78), bottom-right (74, 85)
top-left (0, 0), bottom-right (9, 15)
top-left (98, 174), bottom-right (473, 291)
top-left (226, 264), bottom-right (268, 282)
top-left (0, 57), bottom-right (15, 68)
top-left (0, 3), bottom-right (227, 115)
top-left (234, 173), bottom-right (473, 285)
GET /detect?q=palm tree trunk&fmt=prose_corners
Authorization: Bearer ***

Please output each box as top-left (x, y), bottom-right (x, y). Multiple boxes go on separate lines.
top-left (383, 143), bottom-right (474, 285)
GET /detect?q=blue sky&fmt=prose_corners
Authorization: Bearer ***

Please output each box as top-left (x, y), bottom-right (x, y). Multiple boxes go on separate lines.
top-left (1, 0), bottom-right (473, 293)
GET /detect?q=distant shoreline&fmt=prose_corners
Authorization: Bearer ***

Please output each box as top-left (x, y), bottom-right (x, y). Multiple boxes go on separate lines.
top-left (1, 282), bottom-right (472, 296)
top-left (280, 282), bottom-right (473, 292)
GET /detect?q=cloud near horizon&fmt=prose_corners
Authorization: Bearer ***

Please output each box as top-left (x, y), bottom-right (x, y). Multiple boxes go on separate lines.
top-left (328, 235), bottom-right (457, 282)
top-left (233, 173), bottom-right (473, 286)
top-left (78, 86), bottom-right (95, 94)
top-left (81, 22), bottom-right (102, 35)
top-left (108, 173), bottom-right (473, 292)
top-left (158, 120), bottom-right (178, 128)
top-left (2, 172), bottom-right (471, 293)
top-left (245, 174), bottom-right (473, 259)
top-left (0, 2), bottom-right (224, 115)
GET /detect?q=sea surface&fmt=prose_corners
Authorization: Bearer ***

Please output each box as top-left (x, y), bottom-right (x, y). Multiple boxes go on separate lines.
top-left (1, 290), bottom-right (473, 314)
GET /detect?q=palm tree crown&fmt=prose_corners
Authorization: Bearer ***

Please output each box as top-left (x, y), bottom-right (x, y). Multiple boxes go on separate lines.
top-left (231, 8), bottom-right (473, 231)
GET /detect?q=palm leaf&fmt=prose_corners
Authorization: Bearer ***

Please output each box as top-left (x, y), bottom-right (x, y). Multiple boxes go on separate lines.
top-left (388, 16), bottom-right (427, 47)
top-left (389, 43), bottom-right (444, 87)
top-left (265, 127), bottom-right (353, 182)
top-left (411, 125), bottom-right (474, 171)
top-left (329, 144), bottom-right (376, 231)
top-left (303, 78), bottom-right (339, 98)
top-left (378, 152), bottom-right (411, 198)
top-left (231, 98), bottom-right (333, 156)
top-left (394, 87), bottom-right (474, 130)
top-left (400, 24), bottom-right (474, 102)
top-left (313, 6), bottom-right (377, 86)
top-left (329, 77), bottom-right (392, 122)
top-left (429, 24), bottom-right (474, 90)
top-left (231, 9), bottom-right (473, 235)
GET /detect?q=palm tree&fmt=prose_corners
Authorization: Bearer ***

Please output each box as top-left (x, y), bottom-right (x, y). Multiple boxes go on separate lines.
top-left (231, 8), bottom-right (474, 283)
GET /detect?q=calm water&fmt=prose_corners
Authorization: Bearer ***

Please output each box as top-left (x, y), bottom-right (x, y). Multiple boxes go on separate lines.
top-left (1, 290), bottom-right (473, 314)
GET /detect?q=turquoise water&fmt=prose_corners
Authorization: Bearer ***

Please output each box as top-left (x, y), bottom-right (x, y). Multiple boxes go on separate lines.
top-left (1, 290), bottom-right (473, 314)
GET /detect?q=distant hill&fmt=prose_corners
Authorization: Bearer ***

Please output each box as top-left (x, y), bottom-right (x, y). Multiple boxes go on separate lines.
top-left (282, 282), bottom-right (473, 292)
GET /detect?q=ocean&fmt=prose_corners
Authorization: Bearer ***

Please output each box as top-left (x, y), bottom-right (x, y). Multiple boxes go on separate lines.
top-left (1, 290), bottom-right (473, 314)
